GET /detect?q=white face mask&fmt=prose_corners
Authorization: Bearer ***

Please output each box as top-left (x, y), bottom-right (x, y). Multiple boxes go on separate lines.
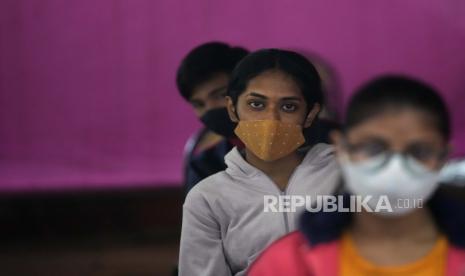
top-left (339, 154), bottom-right (440, 216)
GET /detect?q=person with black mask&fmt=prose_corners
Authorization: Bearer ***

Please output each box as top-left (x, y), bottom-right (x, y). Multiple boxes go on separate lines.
top-left (176, 42), bottom-right (249, 194)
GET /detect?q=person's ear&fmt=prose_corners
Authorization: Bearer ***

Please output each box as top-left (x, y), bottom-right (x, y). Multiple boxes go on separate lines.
top-left (330, 130), bottom-right (344, 156)
top-left (303, 103), bottom-right (321, 128)
top-left (226, 96), bottom-right (239, 122)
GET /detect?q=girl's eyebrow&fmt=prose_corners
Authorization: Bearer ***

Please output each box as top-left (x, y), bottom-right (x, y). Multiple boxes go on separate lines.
top-left (247, 93), bottom-right (302, 102)
top-left (247, 92), bottom-right (268, 99)
top-left (281, 97), bottom-right (301, 101)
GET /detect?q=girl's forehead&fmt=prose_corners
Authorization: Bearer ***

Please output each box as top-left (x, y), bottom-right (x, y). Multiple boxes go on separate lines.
top-left (244, 71), bottom-right (303, 99)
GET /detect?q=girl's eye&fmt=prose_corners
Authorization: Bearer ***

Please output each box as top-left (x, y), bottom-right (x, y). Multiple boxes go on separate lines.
top-left (406, 145), bottom-right (440, 163)
top-left (248, 101), bottom-right (265, 109)
top-left (282, 103), bottom-right (297, 112)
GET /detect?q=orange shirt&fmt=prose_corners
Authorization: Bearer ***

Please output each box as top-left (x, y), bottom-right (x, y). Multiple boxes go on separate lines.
top-left (340, 233), bottom-right (448, 276)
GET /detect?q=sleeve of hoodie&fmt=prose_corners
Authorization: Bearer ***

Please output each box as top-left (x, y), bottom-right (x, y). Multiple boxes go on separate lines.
top-left (179, 185), bottom-right (232, 276)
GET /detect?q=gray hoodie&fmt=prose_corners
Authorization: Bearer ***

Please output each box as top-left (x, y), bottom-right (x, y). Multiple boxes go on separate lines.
top-left (179, 143), bottom-right (340, 276)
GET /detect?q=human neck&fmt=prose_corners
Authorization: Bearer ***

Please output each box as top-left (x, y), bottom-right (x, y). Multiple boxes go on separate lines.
top-left (245, 149), bottom-right (303, 191)
top-left (349, 208), bottom-right (440, 265)
top-left (350, 208), bottom-right (438, 241)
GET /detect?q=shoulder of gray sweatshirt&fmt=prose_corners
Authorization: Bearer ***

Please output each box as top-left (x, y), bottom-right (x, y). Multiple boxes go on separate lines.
top-left (179, 143), bottom-right (341, 276)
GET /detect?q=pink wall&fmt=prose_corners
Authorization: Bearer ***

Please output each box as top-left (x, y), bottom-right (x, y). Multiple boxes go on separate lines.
top-left (1, 0), bottom-right (464, 192)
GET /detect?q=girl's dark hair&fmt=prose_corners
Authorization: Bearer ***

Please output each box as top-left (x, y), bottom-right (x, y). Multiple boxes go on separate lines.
top-left (227, 49), bottom-right (323, 111)
top-left (176, 42), bottom-right (249, 100)
top-left (345, 75), bottom-right (451, 140)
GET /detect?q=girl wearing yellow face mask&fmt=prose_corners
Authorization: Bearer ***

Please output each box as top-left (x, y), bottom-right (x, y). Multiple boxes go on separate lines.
top-left (179, 49), bottom-right (341, 276)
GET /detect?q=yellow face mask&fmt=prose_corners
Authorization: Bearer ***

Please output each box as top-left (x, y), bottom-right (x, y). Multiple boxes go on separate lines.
top-left (234, 120), bottom-right (305, 162)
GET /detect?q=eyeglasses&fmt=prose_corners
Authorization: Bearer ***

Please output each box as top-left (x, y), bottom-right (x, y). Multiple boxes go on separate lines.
top-left (343, 139), bottom-right (447, 173)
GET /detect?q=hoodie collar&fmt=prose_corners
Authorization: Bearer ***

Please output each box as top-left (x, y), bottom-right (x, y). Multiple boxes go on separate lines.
top-left (224, 144), bottom-right (332, 179)
top-left (224, 147), bottom-right (262, 178)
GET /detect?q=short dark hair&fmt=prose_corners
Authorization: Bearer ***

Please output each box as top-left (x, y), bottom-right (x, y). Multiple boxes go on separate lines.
top-left (227, 49), bottom-right (323, 112)
top-left (345, 75), bottom-right (450, 140)
top-left (176, 42), bottom-right (249, 101)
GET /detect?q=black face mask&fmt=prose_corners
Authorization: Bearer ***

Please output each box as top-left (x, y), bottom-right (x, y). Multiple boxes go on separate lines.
top-left (200, 107), bottom-right (237, 138)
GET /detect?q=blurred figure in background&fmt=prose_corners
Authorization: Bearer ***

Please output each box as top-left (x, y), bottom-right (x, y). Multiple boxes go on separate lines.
top-left (176, 42), bottom-right (249, 194)
top-left (249, 76), bottom-right (465, 275)
top-left (179, 49), bottom-right (340, 276)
